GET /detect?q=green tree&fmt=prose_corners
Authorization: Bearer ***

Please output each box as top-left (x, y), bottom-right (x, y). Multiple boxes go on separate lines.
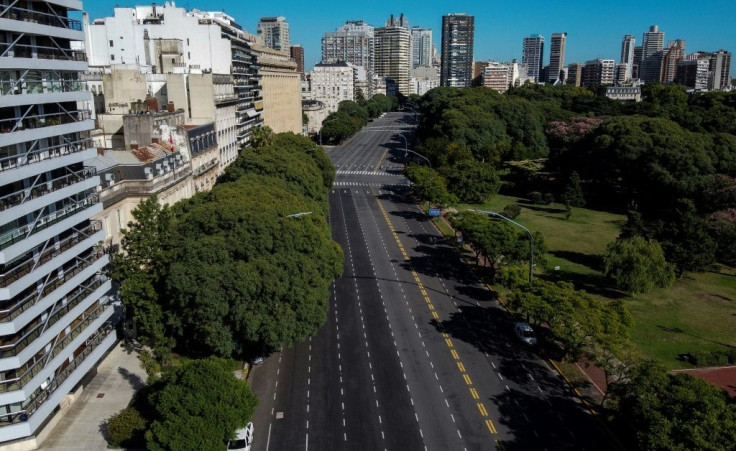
top-left (249, 125), bottom-right (274, 147)
top-left (112, 196), bottom-right (174, 352)
top-left (145, 358), bottom-right (258, 451)
top-left (444, 160), bottom-right (500, 203)
top-left (613, 360), bottom-right (736, 450)
top-left (562, 171), bottom-right (585, 207)
top-left (405, 165), bottom-right (455, 207)
top-left (603, 236), bottom-right (675, 293)
top-left (107, 407), bottom-right (146, 448)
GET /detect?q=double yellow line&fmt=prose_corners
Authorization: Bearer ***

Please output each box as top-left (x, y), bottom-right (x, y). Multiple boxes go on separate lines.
top-left (375, 194), bottom-right (499, 438)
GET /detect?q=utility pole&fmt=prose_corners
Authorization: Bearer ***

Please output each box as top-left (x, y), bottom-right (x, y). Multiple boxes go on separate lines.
top-left (473, 209), bottom-right (535, 284)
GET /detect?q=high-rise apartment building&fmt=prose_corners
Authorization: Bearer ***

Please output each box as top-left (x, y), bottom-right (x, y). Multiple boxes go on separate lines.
top-left (581, 59), bottom-right (615, 86)
top-left (310, 62), bottom-right (355, 113)
top-left (676, 59), bottom-right (710, 90)
top-left (708, 50), bottom-right (732, 90)
top-left (440, 13), bottom-right (474, 87)
top-left (640, 25), bottom-right (665, 82)
top-left (411, 27), bottom-right (433, 69)
top-left (0, 1), bottom-right (117, 445)
top-left (620, 35), bottom-right (636, 81)
top-left (662, 39), bottom-right (686, 83)
top-left (257, 16), bottom-right (290, 52)
top-left (322, 21), bottom-right (374, 77)
top-left (291, 45), bottom-right (305, 75)
top-left (522, 34), bottom-right (545, 82)
top-left (548, 32), bottom-right (567, 83)
top-left (632, 45), bottom-right (643, 79)
top-left (375, 15), bottom-right (411, 95)
top-left (566, 63), bottom-right (583, 86)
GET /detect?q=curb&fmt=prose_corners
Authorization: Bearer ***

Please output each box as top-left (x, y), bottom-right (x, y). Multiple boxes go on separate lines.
top-left (428, 211), bottom-right (625, 449)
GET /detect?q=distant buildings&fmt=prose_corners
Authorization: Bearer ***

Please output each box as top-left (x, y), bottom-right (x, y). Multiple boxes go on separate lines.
top-left (581, 58), bottom-right (615, 86)
top-left (620, 34), bottom-right (636, 82)
top-left (640, 25), bottom-right (665, 82)
top-left (321, 20), bottom-right (375, 76)
top-left (662, 39), bottom-right (686, 83)
top-left (410, 66), bottom-right (440, 95)
top-left (548, 32), bottom-right (567, 83)
top-left (567, 63), bottom-right (583, 86)
top-left (257, 16), bottom-right (290, 52)
top-left (374, 14), bottom-right (411, 95)
top-left (522, 34), bottom-right (545, 82)
top-left (440, 13), bottom-right (475, 88)
top-left (291, 45), bottom-right (305, 75)
top-left (676, 59), bottom-right (710, 90)
top-left (411, 27), bottom-right (433, 69)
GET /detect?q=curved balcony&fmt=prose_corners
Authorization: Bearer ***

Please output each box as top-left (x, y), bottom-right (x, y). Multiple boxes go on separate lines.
top-left (0, 220), bottom-right (102, 290)
top-left (0, 166), bottom-right (96, 213)
top-left (0, 6), bottom-right (82, 31)
top-left (0, 109), bottom-right (91, 135)
top-left (0, 137), bottom-right (93, 174)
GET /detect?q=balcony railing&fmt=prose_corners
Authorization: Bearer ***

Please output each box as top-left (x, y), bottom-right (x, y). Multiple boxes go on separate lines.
top-left (0, 249), bottom-right (106, 324)
top-left (0, 42), bottom-right (86, 62)
top-left (0, 278), bottom-right (107, 394)
top-left (0, 193), bottom-right (99, 251)
top-left (0, 269), bottom-right (107, 359)
top-left (193, 159), bottom-right (218, 177)
top-left (0, 78), bottom-right (87, 97)
top-left (0, 220), bottom-right (102, 289)
top-left (0, 137), bottom-right (93, 174)
top-left (0, 5), bottom-right (83, 31)
top-left (0, 314), bottom-right (114, 426)
top-left (0, 166), bottom-right (97, 212)
top-left (0, 109), bottom-right (91, 134)
top-left (99, 165), bottom-right (192, 209)
top-left (214, 93), bottom-right (238, 103)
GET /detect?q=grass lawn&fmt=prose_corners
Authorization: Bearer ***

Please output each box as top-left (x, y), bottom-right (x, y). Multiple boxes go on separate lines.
top-left (455, 194), bottom-right (736, 369)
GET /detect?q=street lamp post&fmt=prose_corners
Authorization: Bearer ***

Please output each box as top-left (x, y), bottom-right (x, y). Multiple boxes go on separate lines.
top-left (473, 209), bottom-right (535, 284)
top-left (405, 148), bottom-right (432, 210)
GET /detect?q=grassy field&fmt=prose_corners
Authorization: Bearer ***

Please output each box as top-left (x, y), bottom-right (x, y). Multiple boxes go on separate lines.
top-left (456, 195), bottom-right (736, 369)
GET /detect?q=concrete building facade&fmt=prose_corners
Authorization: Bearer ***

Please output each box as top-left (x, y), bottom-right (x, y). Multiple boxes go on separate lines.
top-left (0, 1), bottom-right (117, 445)
top-left (252, 45), bottom-right (302, 134)
top-left (620, 34), bottom-right (636, 81)
top-left (440, 13), bottom-right (474, 88)
top-left (409, 66), bottom-right (440, 95)
top-left (310, 62), bottom-right (354, 114)
top-left (548, 32), bottom-right (567, 83)
top-left (411, 27), bottom-right (433, 69)
top-left (566, 63), bottom-right (582, 86)
top-left (581, 59), bottom-right (615, 86)
top-left (290, 45), bottom-right (305, 75)
top-left (522, 34), bottom-right (545, 82)
top-left (640, 25), bottom-right (665, 82)
top-left (374, 16), bottom-right (411, 95)
top-left (321, 21), bottom-right (374, 78)
top-left (257, 16), bottom-right (290, 52)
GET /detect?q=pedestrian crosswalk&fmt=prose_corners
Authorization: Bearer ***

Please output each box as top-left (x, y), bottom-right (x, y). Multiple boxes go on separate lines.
top-left (335, 170), bottom-right (401, 176)
top-left (332, 181), bottom-right (411, 187)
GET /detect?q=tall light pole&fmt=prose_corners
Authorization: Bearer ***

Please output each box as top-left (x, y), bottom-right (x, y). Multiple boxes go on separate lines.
top-left (473, 209), bottom-right (535, 284)
top-left (405, 148), bottom-right (432, 210)
top-left (395, 133), bottom-right (407, 151)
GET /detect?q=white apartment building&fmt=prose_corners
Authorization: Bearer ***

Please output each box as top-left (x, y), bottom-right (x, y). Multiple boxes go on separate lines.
top-left (321, 20), bottom-right (374, 94)
top-left (83, 3), bottom-right (261, 169)
top-left (411, 27), bottom-right (432, 69)
top-left (257, 16), bottom-right (290, 52)
top-left (482, 62), bottom-right (512, 92)
top-left (409, 66), bottom-right (439, 95)
top-left (0, 1), bottom-right (116, 446)
top-left (310, 62), bottom-right (355, 114)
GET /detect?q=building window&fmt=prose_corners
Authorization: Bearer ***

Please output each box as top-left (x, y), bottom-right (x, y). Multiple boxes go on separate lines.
top-left (111, 55), bottom-right (115, 61)
top-left (109, 40), bottom-right (113, 47)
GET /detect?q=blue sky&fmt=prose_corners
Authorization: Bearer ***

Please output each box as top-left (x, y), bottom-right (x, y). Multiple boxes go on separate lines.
top-left (82, 1), bottom-right (735, 74)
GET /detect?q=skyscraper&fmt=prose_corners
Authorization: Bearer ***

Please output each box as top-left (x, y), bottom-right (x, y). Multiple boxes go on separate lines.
top-left (662, 39), bottom-right (686, 83)
top-left (258, 16), bottom-right (290, 52)
top-left (581, 59), bottom-right (615, 86)
top-left (548, 32), bottom-right (567, 83)
top-left (375, 15), bottom-right (411, 95)
top-left (0, 1), bottom-right (117, 444)
top-left (632, 45), bottom-right (643, 79)
top-left (640, 25), bottom-right (665, 82)
top-left (322, 20), bottom-right (374, 75)
top-left (411, 27), bottom-right (433, 69)
top-left (620, 35), bottom-right (636, 81)
top-left (708, 50), bottom-right (732, 90)
top-left (522, 34), bottom-right (545, 82)
top-left (567, 63), bottom-right (583, 86)
top-left (440, 13), bottom-right (475, 87)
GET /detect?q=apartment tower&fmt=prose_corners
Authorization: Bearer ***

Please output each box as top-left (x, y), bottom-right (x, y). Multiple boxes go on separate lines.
top-left (322, 21), bottom-right (375, 77)
top-left (0, 1), bottom-right (116, 444)
top-left (548, 32), bottom-right (567, 83)
top-left (411, 27), bottom-right (433, 69)
top-left (440, 13), bottom-right (475, 87)
top-left (257, 16), bottom-right (290, 52)
top-left (640, 25), bottom-right (665, 82)
top-left (290, 45), bottom-right (305, 75)
top-left (620, 34), bottom-right (636, 81)
top-left (374, 14), bottom-right (411, 95)
top-left (522, 34), bottom-right (545, 82)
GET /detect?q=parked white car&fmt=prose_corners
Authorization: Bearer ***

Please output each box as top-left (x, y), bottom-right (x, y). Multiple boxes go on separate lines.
top-left (227, 422), bottom-right (253, 451)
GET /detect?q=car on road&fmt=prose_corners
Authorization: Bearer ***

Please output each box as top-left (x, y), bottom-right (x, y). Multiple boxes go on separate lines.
top-left (249, 356), bottom-right (264, 365)
top-left (227, 422), bottom-right (253, 451)
top-left (514, 322), bottom-right (537, 346)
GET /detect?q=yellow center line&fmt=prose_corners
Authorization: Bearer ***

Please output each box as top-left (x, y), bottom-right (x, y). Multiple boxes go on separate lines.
top-left (374, 190), bottom-right (498, 437)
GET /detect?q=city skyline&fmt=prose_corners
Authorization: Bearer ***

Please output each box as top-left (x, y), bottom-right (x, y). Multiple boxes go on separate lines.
top-left (80, 1), bottom-right (735, 74)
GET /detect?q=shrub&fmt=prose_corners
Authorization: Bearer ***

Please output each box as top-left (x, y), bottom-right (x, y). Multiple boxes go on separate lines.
top-left (503, 204), bottom-right (521, 219)
top-left (107, 407), bottom-right (146, 448)
top-left (528, 191), bottom-right (543, 204)
top-left (690, 349), bottom-right (736, 367)
top-left (544, 193), bottom-right (555, 205)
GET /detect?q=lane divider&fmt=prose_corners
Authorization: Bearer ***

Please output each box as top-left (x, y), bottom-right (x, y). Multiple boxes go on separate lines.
top-left (374, 195), bottom-right (499, 439)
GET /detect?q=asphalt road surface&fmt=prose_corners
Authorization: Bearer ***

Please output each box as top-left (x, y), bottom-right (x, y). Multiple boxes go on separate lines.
top-left (249, 112), bottom-right (612, 450)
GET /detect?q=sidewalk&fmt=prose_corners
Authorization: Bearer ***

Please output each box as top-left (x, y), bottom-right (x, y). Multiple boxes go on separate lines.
top-left (40, 341), bottom-right (145, 450)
